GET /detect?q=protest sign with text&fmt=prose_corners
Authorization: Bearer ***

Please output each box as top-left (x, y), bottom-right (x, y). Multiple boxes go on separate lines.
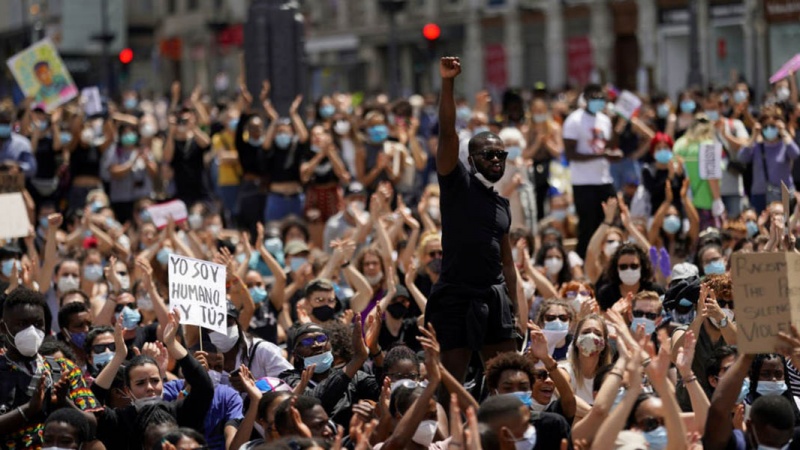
top-left (0, 193), bottom-right (31, 239)
top-left (732, 252), bottom-right (800, 354)
top-left (614, 91), bottom-right (642, 121)
top-left (146, 200), bottom-right (188, 229)
top-left (699, 142), bottom-right (723, 180)
top-left (0, 172), bottom-right (25, 193)
top-left (168, 254), bottom-right (227, 334)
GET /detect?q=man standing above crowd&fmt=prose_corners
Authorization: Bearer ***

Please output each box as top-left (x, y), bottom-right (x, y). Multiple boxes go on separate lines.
top-left (425, 56), bottom-right (519, 384)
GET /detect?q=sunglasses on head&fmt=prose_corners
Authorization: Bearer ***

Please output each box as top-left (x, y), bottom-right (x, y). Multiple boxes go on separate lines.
top-left (533, 370), bottom-right (549, 381)
top-left (637, 416), bottom-right (665, 432)
top-left (544, 314), bottom-right (569, 322)
top-left (618, 263), bottom-right (640, 271)
top-left (92, 342), bottom-right (116, 353)
top-left (632, 310), bottom-right (659, 320)
top-left (297, 334), bottom-right (328, 348)
top-left (477, 150), bottom-right (508, 161)
top-left (428, 250), bottom-right (443, 258)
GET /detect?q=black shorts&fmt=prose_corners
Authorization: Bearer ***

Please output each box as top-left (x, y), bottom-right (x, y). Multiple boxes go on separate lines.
top-left (425, 282), bottom-right (516, 352)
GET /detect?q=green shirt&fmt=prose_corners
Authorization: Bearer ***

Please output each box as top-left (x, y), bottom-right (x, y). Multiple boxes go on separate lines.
top-left (674, 137), bottom-right (714, 210)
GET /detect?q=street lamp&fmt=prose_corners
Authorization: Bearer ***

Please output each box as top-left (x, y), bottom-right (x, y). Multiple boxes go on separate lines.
top-left (379, 0), bottom-right (407, 99)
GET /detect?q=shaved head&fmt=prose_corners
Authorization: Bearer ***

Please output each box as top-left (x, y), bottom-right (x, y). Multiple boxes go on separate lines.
top-left (468, 132), bottom-right (503, 155)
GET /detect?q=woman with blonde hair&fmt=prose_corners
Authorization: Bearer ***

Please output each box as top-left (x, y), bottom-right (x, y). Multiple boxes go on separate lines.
top-left (674, 114), bottom-right (724, 229)
top-left (558, 313), bottom-right (613, 415)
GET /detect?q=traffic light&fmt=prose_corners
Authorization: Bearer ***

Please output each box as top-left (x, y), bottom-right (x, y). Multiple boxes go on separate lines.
top-left (119, 48), bottom-right (134, 64)
top-left (422, 23), bottom-right (440, 41)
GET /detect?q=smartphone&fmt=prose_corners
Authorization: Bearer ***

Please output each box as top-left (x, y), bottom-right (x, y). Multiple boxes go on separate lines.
top-left (230, 368), bottom-right (242, 378)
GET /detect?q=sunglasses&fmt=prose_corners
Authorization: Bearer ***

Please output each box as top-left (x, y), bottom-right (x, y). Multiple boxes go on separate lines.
top-left (566, 290), bottom-right (591, 298)
top-left (674, 303), bottom-right (694, 315)
top-left (428, 250), bottom-right (443, 258)
top-left (632, 310), bottom-right (659, 320)
top-left (717, 299), bottom-right (733, 309)
top-left (477, 150), bottom-right (508, 161)
top-left (637, 416), bottom-right (665, 432)
top-left (92, 342), bottom-right (116, 353)
top-left (114, 303), bottom-right (137, 313)
top-left (544, 314), bottom-right (569, 322)
top-left (618, 263), bottom-right (640, 271)
top-left (606, 239), bottom-right (620, 245)
top-left (297, 335), bottom-right (328, 348)
top-left (533, 370), bottom-right (549, 381)
top-left (388, 372), bottom-right (420, 381)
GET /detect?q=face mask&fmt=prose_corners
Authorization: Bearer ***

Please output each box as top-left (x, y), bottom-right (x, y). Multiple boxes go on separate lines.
top-left (83, 264), bottom-right (103, 282)
top-left (662, 214), bottom-right (681, 234)
top-left (6, 324), bottom-right (45, 357)
top-left (319, 104), bottom-right (336, 118)
top-left (672, 308), bottom-right (696, 325)
top-left (533, 113), bottom-right (548, 123)
top-left (93, 350), bottom-right (114, 368)
top-left (210, 325), bottom-right (239, 353)
top-left (704, 260), bottom-right (726, 275)
top-left (60, 131), bottom-right (73, 144)
top-left (364, 272), bottom-right (384, 286)
top-left (544, 257), bottom-right (563, 275)
top-left (140, 123), bottom-right (157, 138)
top-left (427, 258), bottom-right (442, 275)
top-left (121, 132), bottom-right (138, 147)
top-left (208, 224), bottom-right (222, 236)
top-left (550, 209), bottom-right (567, 221)
top-left (57, 275), bottom-right (80, 292)
top-left (186, 213), bottom-right (203, 230)
top-left (618, 268), bottom-right (641, 286)
top-left (756, 380), bottom-right (788, 397)
top-left (386, 302), bottom-right (408, 319)
top-left (289, 257), bottom-right (307, 272)
top-left (630, 317), bottom-right (657, 335)
top-left (733, 90), bottom-right (748, 104)
top-left (157, 248), bottom-right (173, 267)
top-left (124, 98), bottom-right (138, 109)
top-left (657, 104), bottom-right (670, 118)
top-left (250, 286), bottom-right (268, 304)
top-left (777, 87), bottom-right (791, 101)
top-left (604, 241), bottom-right (620, 258)
top-left (228, 118), bottom-right (239, 131)
top-left (248, 137), bottom-right (265, 147)
top-left (473, 126), bottom-right (490, 135)
top-left (507, 146), bottom-right (522, 160)
top-left (81, 129), bottom-right (94, 144)
top-left (544, 319), bottom-right (569, 332)
top-left (137, 294), bottom-right (153, 310)
top-left (118, 275), bottom-right (130, 291)
top-left (680, 100), bottom-right (696, 114)
top-left (312, 305), bottom-right (337, 322)
top-left (1, 259), bottom-right (19, 278)
top-left (746, 220), bottom-right (759, 238)
top-left (643, 426), bottom-right (668, 450)
top-left (368, 125), bottom-right (389, 143)
top-left (0, 123), bottom-right (11, 139)
top-left (274, 133), bottom-right (293, 149)
top-left (587, 99), bottom-right (606, 114)
top-left (763, 126), bottom-right (780, 141)
top-left (68, 330), bottom-right (88, 349)
top-left (334, 120), bottom-right (351, 135)
top-left (522, 282), bottom-right (535, 301)
top-left (705, 110), bottom-right (720, 122)
top-left (412, 420), bottom-right (438, 447)
top-left (577, 332), bottom-right (605, 357)
top-left (654, 149), bottom-right (673, 164)
top-left (304, 350), bottom-right (334, 373)
top-left (514, 425), bottom-right (537, 450)
top-left (120, 306), bottom-right (141, 329)
top-left (427, 205), bottom-right (441, 221)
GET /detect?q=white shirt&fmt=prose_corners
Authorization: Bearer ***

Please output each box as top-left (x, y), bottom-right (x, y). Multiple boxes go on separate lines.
top-left (234, 337), bottom-right (293, 379)
top-left (715, 118), bottom-right (749, 196)
top-left (559, 360), bottom-right (595, 405)
top-left (562, 109), bottom-right (613, 186)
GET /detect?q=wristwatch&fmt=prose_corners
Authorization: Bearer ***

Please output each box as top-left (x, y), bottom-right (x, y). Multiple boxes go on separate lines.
top-left (719, 316), bottom-right (729, 328)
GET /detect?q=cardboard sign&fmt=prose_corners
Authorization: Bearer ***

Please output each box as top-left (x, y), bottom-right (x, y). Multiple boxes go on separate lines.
top-left (783, 182), bottom-right (791, 237)
top-left (699, 142), bottom-right (723, 180)
top-left (168, 254), bottom-right (227, 334)
top-left (80, 87), bottom-right (103, 116)
top-left (146, 200), bottom-right (188, 229)
top-left (6, 39), bottom-right (78, 112)
top-left (731, 252), bottom-right (800, 354)
top-left (0, 172), bottom-right (25, 193)
top-left (615, 90), bottom-right (642, 121)
top-left (0, 193), bottom-right (30, 239)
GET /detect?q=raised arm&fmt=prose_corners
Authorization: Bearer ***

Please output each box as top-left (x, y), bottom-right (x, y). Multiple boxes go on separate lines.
top-left (289, 95), bottom-right (309, 143)
top-left (36, 213), bottom-right (62, 293)
top-left (703, 353), bottom-right (753, 450)
top-left (436, 57), bottom-right (462, 176)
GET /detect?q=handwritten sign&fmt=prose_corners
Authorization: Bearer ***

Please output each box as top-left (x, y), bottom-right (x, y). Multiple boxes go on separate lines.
top-left (168, 254), bottom-right (227, 334)
top-left (6, 39), bottom-right (78, 112)
top-left (0, 193), bottom-right (31, 239)
top-left (146, 200), bottom-right (188, 229)
top-left (614, 90), bottom-right (642, 121)
top-left (80, 87), bottom-right (103, 116)
top-left (732, 252), bottom-right (800, 354)
top-left (699, 142), bottom-right (723, 180)
top-left (0, 172), bottom-right (25, 193)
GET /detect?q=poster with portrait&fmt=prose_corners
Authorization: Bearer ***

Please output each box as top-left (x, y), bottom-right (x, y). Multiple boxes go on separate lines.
top-left (6, 38), bottom-right (78, 112)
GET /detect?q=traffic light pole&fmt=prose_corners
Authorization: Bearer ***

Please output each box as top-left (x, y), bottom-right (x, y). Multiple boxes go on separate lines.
top-left (388, 10), bottom-right (399, 100)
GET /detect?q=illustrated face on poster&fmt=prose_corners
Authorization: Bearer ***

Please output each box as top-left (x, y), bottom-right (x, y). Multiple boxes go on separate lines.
top-left (7, 39), bottom-right (78, 112)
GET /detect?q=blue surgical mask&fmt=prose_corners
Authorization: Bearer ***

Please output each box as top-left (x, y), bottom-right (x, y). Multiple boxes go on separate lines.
top-left (705, 110), bottom-right (719, 122)
top-left (756, 380), bottom-right (788, 397)
top-left (543, 319), bottom-right (569, 332)
top-left (274, 133), bottom-right (292, 149)
top-left (93, 351), bottom-right (115, 368)
top-left (120, 306), bottom-right (141, 329)
top-left (90, 200), bottom-right (105, 213)
top-left (228, 118), bottom-right (239, 130)
top-left (507, 146), bottom-right (522, 160)
top-left (654, 149), bottom-right (673, 164)
top-left (657, 104), bottom-right (670, 118)
top-left (704, 260), bottom-right (726, 276)
top-left (746, 220), bottom-right (759, 238)
top-left (289, 256), bottom-right (307, 272)
top-left (124, 98), bottom-right (138, 109)
top-left (121, 132), bottom-right (138, 147)
top-left (1, 259), bottom-right (18, 278)
top-left (456, 106), bottom-right (472, 122)
top-left (0, 124), bottom-right (11, 139)
top-left (250, 286), bottom-right (268, 304)
top-left (319, 104), bottom-right (336, 119)
top-left (763, 126), bottom-right (780, 141)
top-left (157, 248), bottom-right (173, 267)
top-left (83, 264), bottom-right (103, 282)
top-left (610, 387), bottom-right (626, 411)
top-left (737, 378), bottom-right (750, 404)
top-left (630, 317), bottom-right (657, 335)
top-left (643, 426), bottom-right (668, 450)
top-left (248, 137), bottom-right (265, 147)
top-left (60, 131), bottom-right (73, 144)
top-left (39, 217), bottom-right (48, 229)
top-left (587, 99), bottom-right (606, 114)
top-left (304, 350), bottom-right (334, 373)
top-left (680, 100), bottom-right (696, 114)
top-left (510, 391), bottom-right (533, 408)
top-left (533, 113), bottom-right (548, 123)
top-left (473, 126), bottom-right (490, 135)
top-left (368, 125), bottom-right (389, 143)
top-left (662, 214), bottom-right (681, 234)
top-left (550, 209), bottom-right (567, 221)
top-left (69, 330), bottom-right (88, 349)
top-left (733, 90), bottom-right (748, 104)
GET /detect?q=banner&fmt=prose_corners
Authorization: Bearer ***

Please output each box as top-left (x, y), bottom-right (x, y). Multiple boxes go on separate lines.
top-left (699, 142), bottom-right (723, 180)
top-left (6, 39), bottom-right (78, 112)
top-left (731, 252), bottom-right (800, 354)
top-left (168, 254), bottom-right (227, 334)
top-left (0, 193), bottom-right (30, 239)
top-left (146, 200), bottom-right (188, 230)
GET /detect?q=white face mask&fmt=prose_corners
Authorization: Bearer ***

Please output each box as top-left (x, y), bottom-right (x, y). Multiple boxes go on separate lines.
top-left (365, 272), bottom-right (384, 286)
top-left (412, 419), bottom-right (438, 447)
top-left (118, 275), bottom-right (130, 291)
top-left (604, 241), bottom-right (620, 258)
top-left (515, 425), bottom-right (537, 450)
top-left (6, 324), bottom-right (45, 357)
top-left (209, 325), bottom-right (239, 353)
top-left (333, 120), bottom-right (351, 135)
top-left (427, 205), bottom-right (441, 221)
top-left (522, 281), bottom-right (535, 301)
top-left (544, 257), bottom-right (563, 275)
top-left (618, 268), bottom-right (641, 286)
top-left (57, 275), bottom-right (80, 292)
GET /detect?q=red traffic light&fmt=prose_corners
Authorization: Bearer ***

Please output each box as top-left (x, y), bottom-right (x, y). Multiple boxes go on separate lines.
top-left (119, 48), bottom-right (134, 64)
top-left (422, 23), bottom-right (440, 41)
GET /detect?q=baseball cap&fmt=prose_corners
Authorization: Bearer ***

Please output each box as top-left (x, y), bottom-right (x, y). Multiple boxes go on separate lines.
top-left (287, 323), bottom-right (327, 352)
top-left (284, 240), bottom-right (310, 256)
top-left (671, 263), bottom-right (699, 282)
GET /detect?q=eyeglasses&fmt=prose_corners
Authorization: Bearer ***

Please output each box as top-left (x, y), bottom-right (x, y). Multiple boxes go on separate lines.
top-left (533, 370), bottom-right (550, 381)
top-left (92, 342), bottom-right (116, 353)
top-left (477, 150), bottom-right (508, 161)
top-left (428, 250), bottom-right (443, 258)
top-left (637, 416), bottom-right (665, 432)
top-left (565, 290), bottom-right (591, 299)
top-left (116, 271), bottom-right (128, 277)
top-left (297, 335), bottom-right (328, 348)
top-left (717, 299), bottom-right (733, 309)
top-left (310, 296), bottom-right (336, 306)
top-left (544, 314), bottom-right (569, 322)
top-left (632, 310), bottom-right (659, 320)
top-left (618, 263), bottom-right (640, 271)
top-left (388, 372), bottom-right (420, 381)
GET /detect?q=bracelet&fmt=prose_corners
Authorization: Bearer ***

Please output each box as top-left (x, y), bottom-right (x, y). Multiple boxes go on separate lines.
top-left (608, 371), bottom-right (624, 379)
top-left (642, 358), bottom-right (652, 368)
top-left (341, 261), bottom-right (351, 268)
top-left (17, 406), bottom-right (27, 422)
top-left (369, 348), bottom-right (382, 358)
top-left (603, 221), bottom-right (613, 226)
top-left (683, 375), bottom-right (697, 384)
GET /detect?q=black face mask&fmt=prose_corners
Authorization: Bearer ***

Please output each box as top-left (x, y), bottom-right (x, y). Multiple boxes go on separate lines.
top-left (386, 302), bottom-right (408, 319)
top-left (312, 305), bottom-right (337, 322)
top-left (427, 258), bottom-right (442, 275)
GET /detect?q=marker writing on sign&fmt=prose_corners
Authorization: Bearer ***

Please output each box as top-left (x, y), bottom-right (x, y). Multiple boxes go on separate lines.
top-left (175, 303), bottom-right (225, 328)
top-left (169, 255), bottom-right (222, 283)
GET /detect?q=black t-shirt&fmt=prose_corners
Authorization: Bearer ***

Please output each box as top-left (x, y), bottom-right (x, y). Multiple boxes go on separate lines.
top-left (531, 411), bottom-right (572, 450)
top-left (302, 145), bottom-right (339, 185)
top-left (597, 280), bottom-right (665, 311)
top-left (265, 141), bottom-right (304, 184)
top-left (377, 319), bottom-right (421, 352)
top-left (70, 144), bottom-right (102, 178)
top-left (235, 113), bottom-right (265, 178)
top-left (170, 138), bottom-right (210, 196)
top-left (438, 161), bottom-right (510, 288)
top-left (249, 301), bottom-right (281, 344)
top-left (35, 136), bottom-right (58, 178)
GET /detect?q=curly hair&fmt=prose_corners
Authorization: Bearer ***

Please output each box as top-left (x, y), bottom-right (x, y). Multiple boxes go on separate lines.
top-left (704, 273), bottom-right (733, 302)
top-left (535, 242), bottom-right (573, 287)
top-left (559, 281), bottom-right (595, 299)
top-left (748, 353), bottom-right (787, 401)
top-left (485, 351), bottom-right (536, 391)
top-left (535, 298), bottom-right (576, 327)
top-left (322, 321), bottom-right (353, 362)
top-left (605, 243), bottom-right (653, 286)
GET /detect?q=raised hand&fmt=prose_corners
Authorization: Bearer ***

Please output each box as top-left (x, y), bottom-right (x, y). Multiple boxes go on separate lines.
top-left (294, 365), bottom-right (315, 395)
top-left (289, 396), bottom-right (313, 438)
top-left (289, 95), bottom-right (303, 115)
top-left (352, 315), bottom-right (369, 362)
top-left (602, 197), bottom-right (619, 224)
top-left (417, 324), bottom-right (441, 385)
top-left (259, 80), bottom-right (271, 103)
top-left (659, 248), bottom-right (672, 277)
top-left (439, 57), bottom-right (461, 79)
top-left (364, 306), bottom-right (383, 356)
top-left (675, 330), bottom-right (696, 378)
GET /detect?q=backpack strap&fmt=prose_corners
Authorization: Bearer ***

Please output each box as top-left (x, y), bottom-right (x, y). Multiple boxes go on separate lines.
top-left (247, 338), bottom-right (265, 370)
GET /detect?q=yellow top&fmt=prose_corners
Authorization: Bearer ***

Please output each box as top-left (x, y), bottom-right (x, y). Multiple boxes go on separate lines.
top-left (213, 131), bottom-right (242, 186)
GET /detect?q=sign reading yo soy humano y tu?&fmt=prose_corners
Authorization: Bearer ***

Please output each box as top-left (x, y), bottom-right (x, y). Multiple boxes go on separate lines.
top-left (168, 254), bottom-right (227, 334)
top-left (731, 252), bottom-right (800, 354)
